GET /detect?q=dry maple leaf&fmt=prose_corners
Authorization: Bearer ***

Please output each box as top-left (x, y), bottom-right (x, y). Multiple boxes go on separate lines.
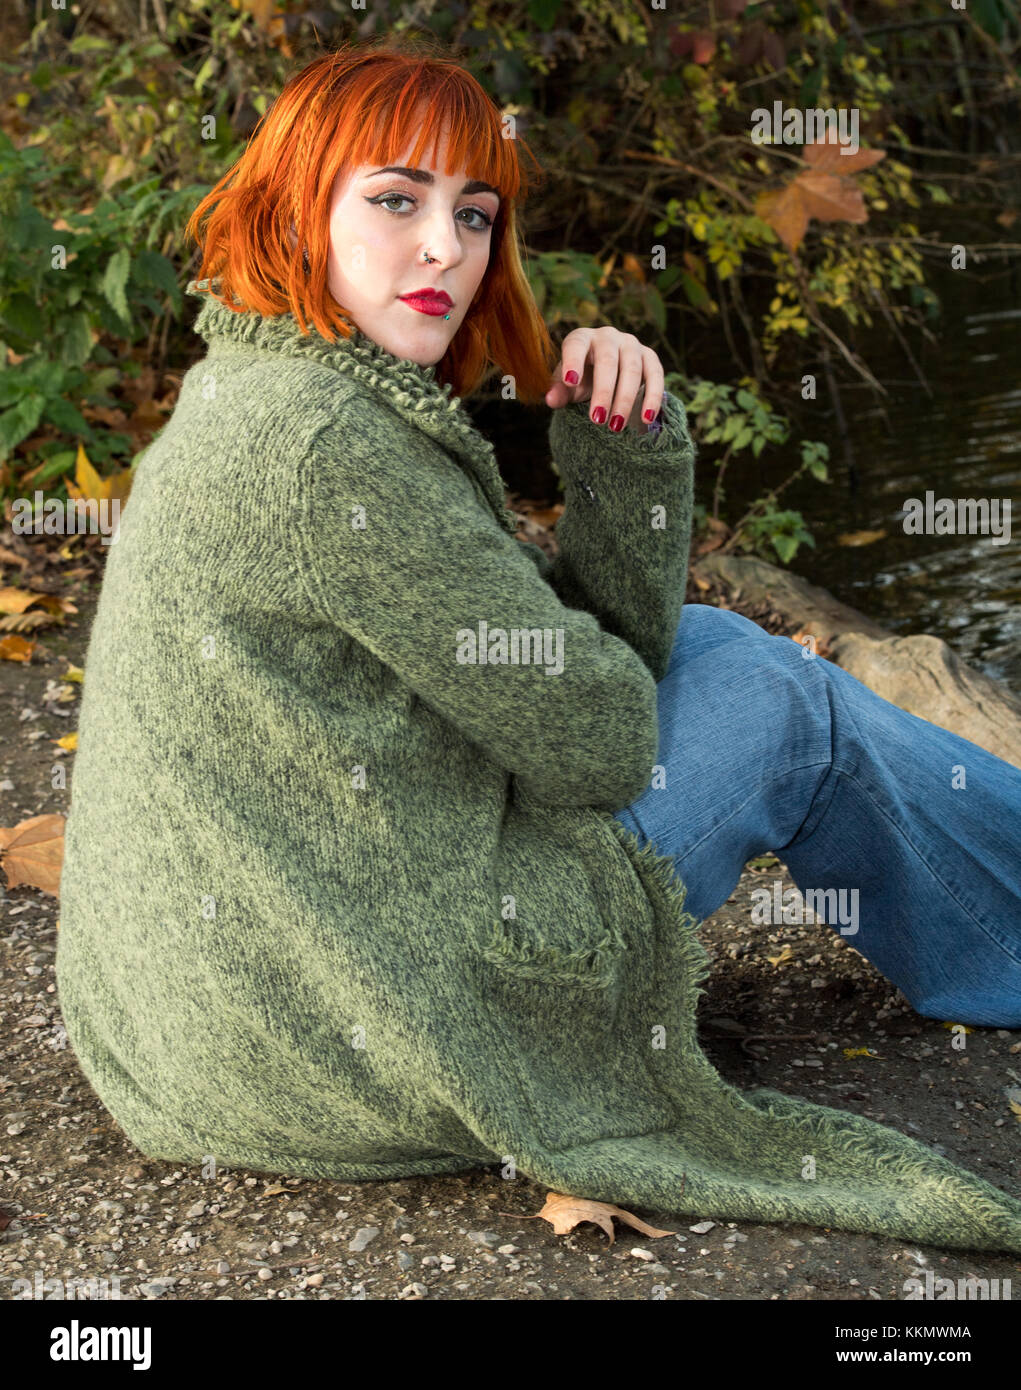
top-left (508, 1192), bottom-right (676, 1245)
top-left (0, 634), bottom-right (36, 663)
top-left (0, 813), bottom-right (66, 896)
top-left (755, 135), bottom-right (886, 253)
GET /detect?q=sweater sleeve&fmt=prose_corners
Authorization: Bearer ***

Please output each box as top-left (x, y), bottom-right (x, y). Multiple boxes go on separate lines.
top-left (296, 398), bottom-right (662, 810)
top-left (541, 389), bottom-right (696, 683)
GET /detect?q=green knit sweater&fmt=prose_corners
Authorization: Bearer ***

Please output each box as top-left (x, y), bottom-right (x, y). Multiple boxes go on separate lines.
top-left (55, 280), bottom-right (1021, 1253)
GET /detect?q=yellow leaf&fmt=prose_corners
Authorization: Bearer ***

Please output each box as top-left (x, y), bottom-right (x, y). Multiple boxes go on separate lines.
top-left (63, 665), bottom-right (84, 683)
top-left (55, 732), bottom-right (78, 751)
top-left (766, 943), bottom-right (793, 967)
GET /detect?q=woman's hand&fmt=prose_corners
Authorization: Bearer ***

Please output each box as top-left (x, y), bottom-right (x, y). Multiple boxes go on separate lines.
top-left (545, 326), bottom-right (664, 435)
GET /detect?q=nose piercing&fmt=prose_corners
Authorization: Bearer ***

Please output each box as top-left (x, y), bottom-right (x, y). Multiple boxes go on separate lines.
top-left (424, 250), bottom-right (451, 319)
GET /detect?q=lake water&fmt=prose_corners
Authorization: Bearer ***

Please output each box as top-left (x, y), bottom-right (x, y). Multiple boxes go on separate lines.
top-left (485, 257), bottom-right (1020, 692)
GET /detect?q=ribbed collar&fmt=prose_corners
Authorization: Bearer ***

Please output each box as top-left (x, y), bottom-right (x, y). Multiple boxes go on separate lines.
top-left (185, 279), bottom-right (519, 536)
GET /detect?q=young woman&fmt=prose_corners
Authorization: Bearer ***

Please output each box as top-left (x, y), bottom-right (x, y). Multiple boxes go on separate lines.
top-left (56, 40), bottom-right (1021, 1253)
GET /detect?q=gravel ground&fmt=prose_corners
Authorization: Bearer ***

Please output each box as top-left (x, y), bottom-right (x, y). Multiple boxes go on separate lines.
top-left (1, 586), bottom-right (1019, 1302)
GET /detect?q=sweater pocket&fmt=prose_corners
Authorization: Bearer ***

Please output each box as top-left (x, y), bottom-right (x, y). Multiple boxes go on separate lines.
top-left (475, 800), bottom-right (642, 1019)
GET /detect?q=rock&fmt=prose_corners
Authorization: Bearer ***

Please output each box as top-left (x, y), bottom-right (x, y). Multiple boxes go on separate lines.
top-left (691, 554), bottom-right (890, 651)
top-left (689, 1220), bottom-right (716, 1234)
top-left (828, 630), bottom-right (1021, 768)
top-left (630, 1248), bottom-right (655, 1260)
top-left (138, 1277), bottom-right (176, 1297)
top-left (305, 1273), bottom-right (324, 1287)
top-left (348, 1226), bottom-right (380, 1252)
top-left (93, 1199), bottom-right (125, 1217)
top-left (186, 1201), bottom-right (206, 1218)
top-left (467, 1230), bottom-right (501, 1248)
top-left (257, 1267), bottom-right (273, 1281)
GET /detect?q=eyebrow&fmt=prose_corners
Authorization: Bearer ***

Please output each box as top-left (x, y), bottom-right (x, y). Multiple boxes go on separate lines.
top-left (364, 166), bottom-right (500, 199)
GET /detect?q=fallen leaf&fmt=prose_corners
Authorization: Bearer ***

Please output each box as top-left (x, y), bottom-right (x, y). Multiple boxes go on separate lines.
top-left (766, 943), bottom-right (794, 967)
top-left (941, 1021), bottom-right (974, 1034)
top-left (55, 732), bottom-right (78, 751)
top-left (260, 1185), bottom-right (293, 1197)
top-left (0, 587), bottom-right (51, 615)
top-left (835, 528), bottom-right (887, 547)
top-left (0, 813), bottom-right (66, 896)
top-left (842, 1047), bottom-right (884, 1059)
top-left (510, 1192), bottom-right (675, 1245)
top-left (63, 665), bottom-right (84, 683)
top-left (0, 635), bottom-right (36, 663)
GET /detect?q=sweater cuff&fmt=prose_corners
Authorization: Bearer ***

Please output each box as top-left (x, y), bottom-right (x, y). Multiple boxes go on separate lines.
top-left (549, 389), bottom-right (692, 471)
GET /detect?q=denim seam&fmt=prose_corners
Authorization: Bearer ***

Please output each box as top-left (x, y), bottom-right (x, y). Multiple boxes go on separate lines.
top-left (643, 760), bottom-right (835, 868)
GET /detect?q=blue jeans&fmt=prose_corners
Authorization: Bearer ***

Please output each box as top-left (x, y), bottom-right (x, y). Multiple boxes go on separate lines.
top-left (613, 603), bottom-right (1021, 1028)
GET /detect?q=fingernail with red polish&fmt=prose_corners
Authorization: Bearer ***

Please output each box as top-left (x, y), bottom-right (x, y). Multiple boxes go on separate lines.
top-left (564, 370), bottom-right (579, 385)
top-left (643, 408), bottom-right (656, 422)
top-left (591, 406), bottom-right (606, 425)
top-left (609, 415), bottom-right (625, 432)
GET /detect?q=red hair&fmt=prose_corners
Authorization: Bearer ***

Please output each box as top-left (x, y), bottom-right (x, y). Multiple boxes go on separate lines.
top-left (185, 37), bottom-right (559, 403)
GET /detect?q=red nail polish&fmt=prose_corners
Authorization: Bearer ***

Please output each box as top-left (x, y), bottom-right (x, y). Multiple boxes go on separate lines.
top-left (564, 370), bottom-right (579, 385)
top-left (591, 406), bottom-right (606, 425)
top-left (643, 408), bottom-right (656, 422)
top-left (609, 415), bottom-right (625, 432)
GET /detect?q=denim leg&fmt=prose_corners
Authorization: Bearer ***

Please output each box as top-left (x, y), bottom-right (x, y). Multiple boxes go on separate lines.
top-left (614, 602), bottom-right (1021, 1027)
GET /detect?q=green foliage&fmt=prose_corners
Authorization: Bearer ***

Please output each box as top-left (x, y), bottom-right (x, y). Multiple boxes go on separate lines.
top-left (0, 128), bottom-right (200, 474)
top-left (0, 0), bottom-right (1015, 567)
top-left (671, 373), bottom-right (829, 564)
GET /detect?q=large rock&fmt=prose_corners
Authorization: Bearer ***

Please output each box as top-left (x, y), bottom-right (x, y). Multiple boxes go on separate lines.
top-left (691, 553), bottom-right (1021, 770)
top-left (827, 630), bottom-right (1021, 770)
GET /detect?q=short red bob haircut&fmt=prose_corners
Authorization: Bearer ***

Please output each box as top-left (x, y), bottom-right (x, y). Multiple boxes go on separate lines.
top-left (185, 36), bottom-right (559, 403)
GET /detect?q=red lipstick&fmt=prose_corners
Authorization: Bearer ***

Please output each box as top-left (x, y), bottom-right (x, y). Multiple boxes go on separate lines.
top-left (399, 287), bottom-right (453, 317)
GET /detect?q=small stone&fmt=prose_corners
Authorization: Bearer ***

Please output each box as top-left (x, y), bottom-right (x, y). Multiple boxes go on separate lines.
top-left (257, 1267), bottom-right (273, 1281)
top-left (306, 1273), bottom-right (324, 1287)
top-left (6, 1122), bottom-right (26, 1136)
top-left (138, 1277), bottom-right (176, 1297)
top-left (689, 1221), bottom-right (715, 1234)
top-left (630, 1248), bottom-right (655, 1261)
top-left (214, 1260), bottom-right (230, 1275)
top-left (186, 1201), bottom-right (206, 1218)
top-left (398, 1233), bottom-right (416, 1245)
top-left (497, 1244), bottom-right (519, 1256)
top-left (399, 1282), bottom-right (428, 1299)
top-left (646, 1264), bottom-right (670, 1276)
top-left (348, 1226), bottom-right (380, 1252)
top-left (94, 1199), bottom-right (125, 1217)
top-left (397, 1251), bottom-right (415, 1272)
top-left (467, 1231), bottom-right (501, 1248)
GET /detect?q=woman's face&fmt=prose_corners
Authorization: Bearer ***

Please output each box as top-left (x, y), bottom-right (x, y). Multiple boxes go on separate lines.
top-left (325, 126), bottom-right (500, 367)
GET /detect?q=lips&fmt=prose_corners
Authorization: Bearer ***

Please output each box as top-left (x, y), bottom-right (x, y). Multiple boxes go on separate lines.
top-left (399, 287), bottom-right (453, 318)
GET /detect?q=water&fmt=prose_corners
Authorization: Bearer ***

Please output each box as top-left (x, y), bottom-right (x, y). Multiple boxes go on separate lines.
top-left (776, 279), bottom-right (1021, 691)
top-left (485, 260), bottom-right (1020, 691)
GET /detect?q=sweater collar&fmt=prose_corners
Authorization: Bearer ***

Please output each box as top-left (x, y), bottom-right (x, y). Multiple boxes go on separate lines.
top-left (185, 280), bottom-right (519, 536)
